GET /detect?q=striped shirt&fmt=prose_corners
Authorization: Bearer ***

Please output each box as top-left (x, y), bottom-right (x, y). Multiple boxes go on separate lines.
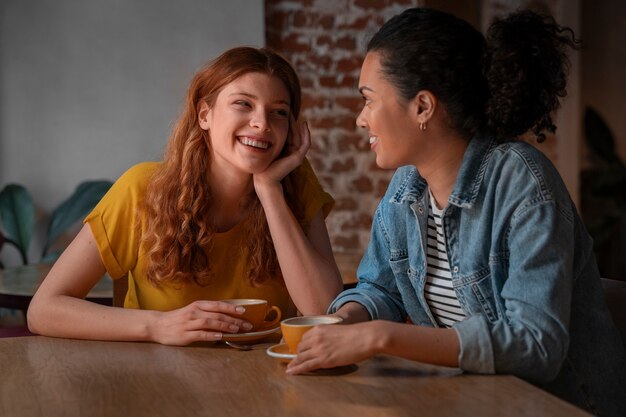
top-left (424, 190), bottom-right (466, 328)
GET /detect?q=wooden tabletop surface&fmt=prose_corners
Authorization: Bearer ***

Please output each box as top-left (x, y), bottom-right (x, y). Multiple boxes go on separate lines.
top-left (0, 336), bottom-right (592, 417)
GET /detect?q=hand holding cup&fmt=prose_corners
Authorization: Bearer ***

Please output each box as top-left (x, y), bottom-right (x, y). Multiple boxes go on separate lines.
top-left (280, 315), bottom-right (343, 354)
top-left (221, 299), bottom-right (281, 332)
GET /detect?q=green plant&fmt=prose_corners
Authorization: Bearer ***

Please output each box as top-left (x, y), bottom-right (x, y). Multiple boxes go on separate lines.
top-left (0, 180), bottom-right (112, 268)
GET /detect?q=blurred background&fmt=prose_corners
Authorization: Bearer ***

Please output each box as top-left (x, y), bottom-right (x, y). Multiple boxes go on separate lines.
top-left (1, 0), bottom-right (625, 280)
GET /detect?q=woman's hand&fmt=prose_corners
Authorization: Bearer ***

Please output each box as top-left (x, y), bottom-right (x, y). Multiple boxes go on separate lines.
top-left (148, 300), bottom-right (253, 346)
top-left (286, 321), bottom-right (383, 375)
top-left (253, 115), bottom-right (310, 194)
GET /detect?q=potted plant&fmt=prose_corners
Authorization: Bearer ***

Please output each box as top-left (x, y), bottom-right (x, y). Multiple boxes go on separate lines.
top-left (0, 180), bottom-right (112, 268)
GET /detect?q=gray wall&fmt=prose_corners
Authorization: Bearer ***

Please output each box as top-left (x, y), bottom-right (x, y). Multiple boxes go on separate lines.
top-left (0, 0), bottom-right (263, 264)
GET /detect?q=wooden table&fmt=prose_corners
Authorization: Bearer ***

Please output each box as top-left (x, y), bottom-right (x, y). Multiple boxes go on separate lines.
top-left (0, 336), bottom-right (592, 417)
top-left (0, 265), bottom-right (113, 311)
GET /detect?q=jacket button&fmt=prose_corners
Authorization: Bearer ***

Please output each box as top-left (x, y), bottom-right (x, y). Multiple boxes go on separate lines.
top-left (453, 266), bottom-right (459, 273)
top-left (418, 207), bottom-right (424, 213)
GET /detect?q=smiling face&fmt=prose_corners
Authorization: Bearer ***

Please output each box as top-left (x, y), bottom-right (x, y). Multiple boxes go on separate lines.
top-left (198, 72), bottom-right (291, 177)
top-left (356, 52), bottom-right (423, 169)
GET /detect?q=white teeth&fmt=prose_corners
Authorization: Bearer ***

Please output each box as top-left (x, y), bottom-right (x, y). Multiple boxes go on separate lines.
top-left (240, 137), bottom-right (269, 149)
top-left (369, 136), bottom-right (378, 144)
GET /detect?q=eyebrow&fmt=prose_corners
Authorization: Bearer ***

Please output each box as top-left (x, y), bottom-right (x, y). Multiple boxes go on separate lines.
top-left (358, 86), bottom-right (375, 95)
top-left (229, 92), bottom-right (290, 106)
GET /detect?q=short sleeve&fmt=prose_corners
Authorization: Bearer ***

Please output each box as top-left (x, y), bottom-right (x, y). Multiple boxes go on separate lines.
top-left (83, 162), bottom-right (158, 279)
top-left (296, 158), bottom-right (334, 226)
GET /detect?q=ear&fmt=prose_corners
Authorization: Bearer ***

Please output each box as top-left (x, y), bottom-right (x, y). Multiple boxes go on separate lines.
top-left (198, 101), bottom-right (212, 131)
top-left (411, 90), bottom-right (436, 125)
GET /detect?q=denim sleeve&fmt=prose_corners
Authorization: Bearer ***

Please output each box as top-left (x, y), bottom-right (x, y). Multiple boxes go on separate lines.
top-left (454, 200), bottom-right (574, 382)
top-left (329, 205), bottom-right (407, 322)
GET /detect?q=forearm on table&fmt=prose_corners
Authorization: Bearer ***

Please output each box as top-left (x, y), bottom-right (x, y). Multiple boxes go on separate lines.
top-left (334, 301), bottom-right (371, 324)
top-left (257, 186), bottom-right (342, 315)
top-left (28, 295), bottom-right (157, 342)
top-left (372, 321), bottom-right (461, 368)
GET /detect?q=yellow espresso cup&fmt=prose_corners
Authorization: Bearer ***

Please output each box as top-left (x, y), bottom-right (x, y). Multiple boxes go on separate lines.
top-left (222, 299), bottom-right (281, 332)
top-left (280, 315), bottom-right (343, 354)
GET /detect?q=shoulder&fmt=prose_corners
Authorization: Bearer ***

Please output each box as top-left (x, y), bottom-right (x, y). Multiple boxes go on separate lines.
top-left (112, 162), bottom-right (160, 191)
top-left (103, 162), bottom-right (161, 203)
top-left (485, 141), bottom-right (574, 217)
top-left (118, 162), bottom-right (161, 185)
top-left (490, 141), bottom-right (567, 194)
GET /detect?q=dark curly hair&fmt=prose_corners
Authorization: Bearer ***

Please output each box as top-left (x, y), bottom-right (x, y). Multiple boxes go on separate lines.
top-left (367, 8), bottom-right (581, 142)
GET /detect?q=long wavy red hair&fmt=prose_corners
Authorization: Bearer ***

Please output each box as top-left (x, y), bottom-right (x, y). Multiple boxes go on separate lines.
top-left (141, 47), bottom-right (304, 287)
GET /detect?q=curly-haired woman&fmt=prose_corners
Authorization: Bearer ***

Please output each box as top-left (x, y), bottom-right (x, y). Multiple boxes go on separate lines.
top-left (28, 47), bottom-right (343, 346)
top-left (286, 8), bottom-right (626, 417)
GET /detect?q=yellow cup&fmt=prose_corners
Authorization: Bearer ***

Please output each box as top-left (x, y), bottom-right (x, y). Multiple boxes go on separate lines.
top-left (221, 299), bottom-right (281, 332)
top-left (280, 315), bottom-right (343, 354)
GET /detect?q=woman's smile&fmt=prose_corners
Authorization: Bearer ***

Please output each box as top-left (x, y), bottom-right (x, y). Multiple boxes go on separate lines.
top-left (238, 135), bottom-right (272, 151)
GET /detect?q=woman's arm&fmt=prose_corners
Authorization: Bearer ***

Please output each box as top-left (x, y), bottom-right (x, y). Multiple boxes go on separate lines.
top-left (254, 119), bottom-right (343, 314)
top-left (286, 302), bottom-right (460, 374)
top-left (27, 224), bottom-right (252, 345)
top-left (255, 185), bottom-right (343, 315)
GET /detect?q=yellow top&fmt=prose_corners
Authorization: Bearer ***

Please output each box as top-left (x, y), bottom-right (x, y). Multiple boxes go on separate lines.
top-left (84, 160), bottom-right (334, 316)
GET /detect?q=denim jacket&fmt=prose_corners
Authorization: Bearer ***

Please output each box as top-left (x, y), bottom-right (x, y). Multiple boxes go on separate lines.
top-left (330, 135), bottom-right (626, 416)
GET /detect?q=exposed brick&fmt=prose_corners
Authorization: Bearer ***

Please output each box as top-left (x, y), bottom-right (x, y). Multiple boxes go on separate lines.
top-left (315, 35), bottom-right (333, 47)
top-left (337, 132), bottom-right (370, 152)
top-left (336, 57), bottom-right (363, 74)
top-left (319, 75), bottom-right (358, 88)
top-left (265, 10), bottom-right (291, 30)
top-left (333, 234), bottom-right (361, 251)
top-left (353, 0), bottom-right (387, 10)
top-left (336, 96), bottom-right (363, 112)
top-left (293, 10), bottom-right (307, 27)
top-left (329, 157), bottom-right (356, 172)
top-left (281, 33), bottom-right (311, 52)
top-left (341, 213), bottom-right (373, 230)
top-left (299, 75), bottom-right (316, 88)
top-left (376, 177), bottom-right (393, 197)
top-left (302, 94), bottom-right (328, 110)
top-left (319, 175), bottom-right (335, 188)
top-left (352, 175), bottom-right (374, 192)
top-left (318, 14), bottom-right (335, 30)
top-left (335, 36), bottom-right (357, 50)
top-left (295, 54), bottom-right (334, 71)
top-left (334, 197), bottom-right (358, 211)
top-left (308, 156), bottom-right (324, 172)
top-left (310, 115), bottom-right (357, 130)
top-left (336, 15), bottom-right (370, 30)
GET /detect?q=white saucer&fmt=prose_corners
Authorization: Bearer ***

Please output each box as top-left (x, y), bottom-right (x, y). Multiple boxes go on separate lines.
top-left (266, 343), bottom-right (296, 362)
top-left (222, 326), bottom-right (280, 342)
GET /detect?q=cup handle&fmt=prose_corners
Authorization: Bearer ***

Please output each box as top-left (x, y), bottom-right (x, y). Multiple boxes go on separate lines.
top-left (261, 306), bottom-right (281, 329)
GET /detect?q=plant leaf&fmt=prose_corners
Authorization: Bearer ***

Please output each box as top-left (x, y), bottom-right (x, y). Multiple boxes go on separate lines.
top-left (43, 180), bottom-right (112, 255)
top-left (0, 184), bottom-right (35, 260)
top-left (41, 251), bottom-right (61, 264)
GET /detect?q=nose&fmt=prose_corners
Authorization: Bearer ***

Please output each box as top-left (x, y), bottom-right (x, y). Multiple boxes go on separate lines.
top-left (250, 110), bottom-right (270, 131)
top-left (356, 108), bottom-right (367, 129)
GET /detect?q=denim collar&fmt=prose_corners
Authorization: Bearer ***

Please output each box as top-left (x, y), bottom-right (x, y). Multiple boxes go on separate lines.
top-left (390, 135), bottom-right (497, 209)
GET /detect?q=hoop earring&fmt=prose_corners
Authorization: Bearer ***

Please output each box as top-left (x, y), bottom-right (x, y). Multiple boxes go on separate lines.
top-left (419, 123), bottom-right (427, 131)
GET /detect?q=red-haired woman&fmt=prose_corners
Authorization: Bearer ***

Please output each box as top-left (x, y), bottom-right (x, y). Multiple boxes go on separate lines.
top-left (28, 47), bottom-right (343, 345)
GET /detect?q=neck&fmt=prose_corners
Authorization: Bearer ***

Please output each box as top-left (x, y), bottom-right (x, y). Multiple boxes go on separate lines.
top-left (207, 162), bottom-right (255, 232)
top-left (417, 131), bottom-right (468, 210)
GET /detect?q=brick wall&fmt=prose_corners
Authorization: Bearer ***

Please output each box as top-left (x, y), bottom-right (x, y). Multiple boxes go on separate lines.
top-left (265, 0), bottom-right (423, 255)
